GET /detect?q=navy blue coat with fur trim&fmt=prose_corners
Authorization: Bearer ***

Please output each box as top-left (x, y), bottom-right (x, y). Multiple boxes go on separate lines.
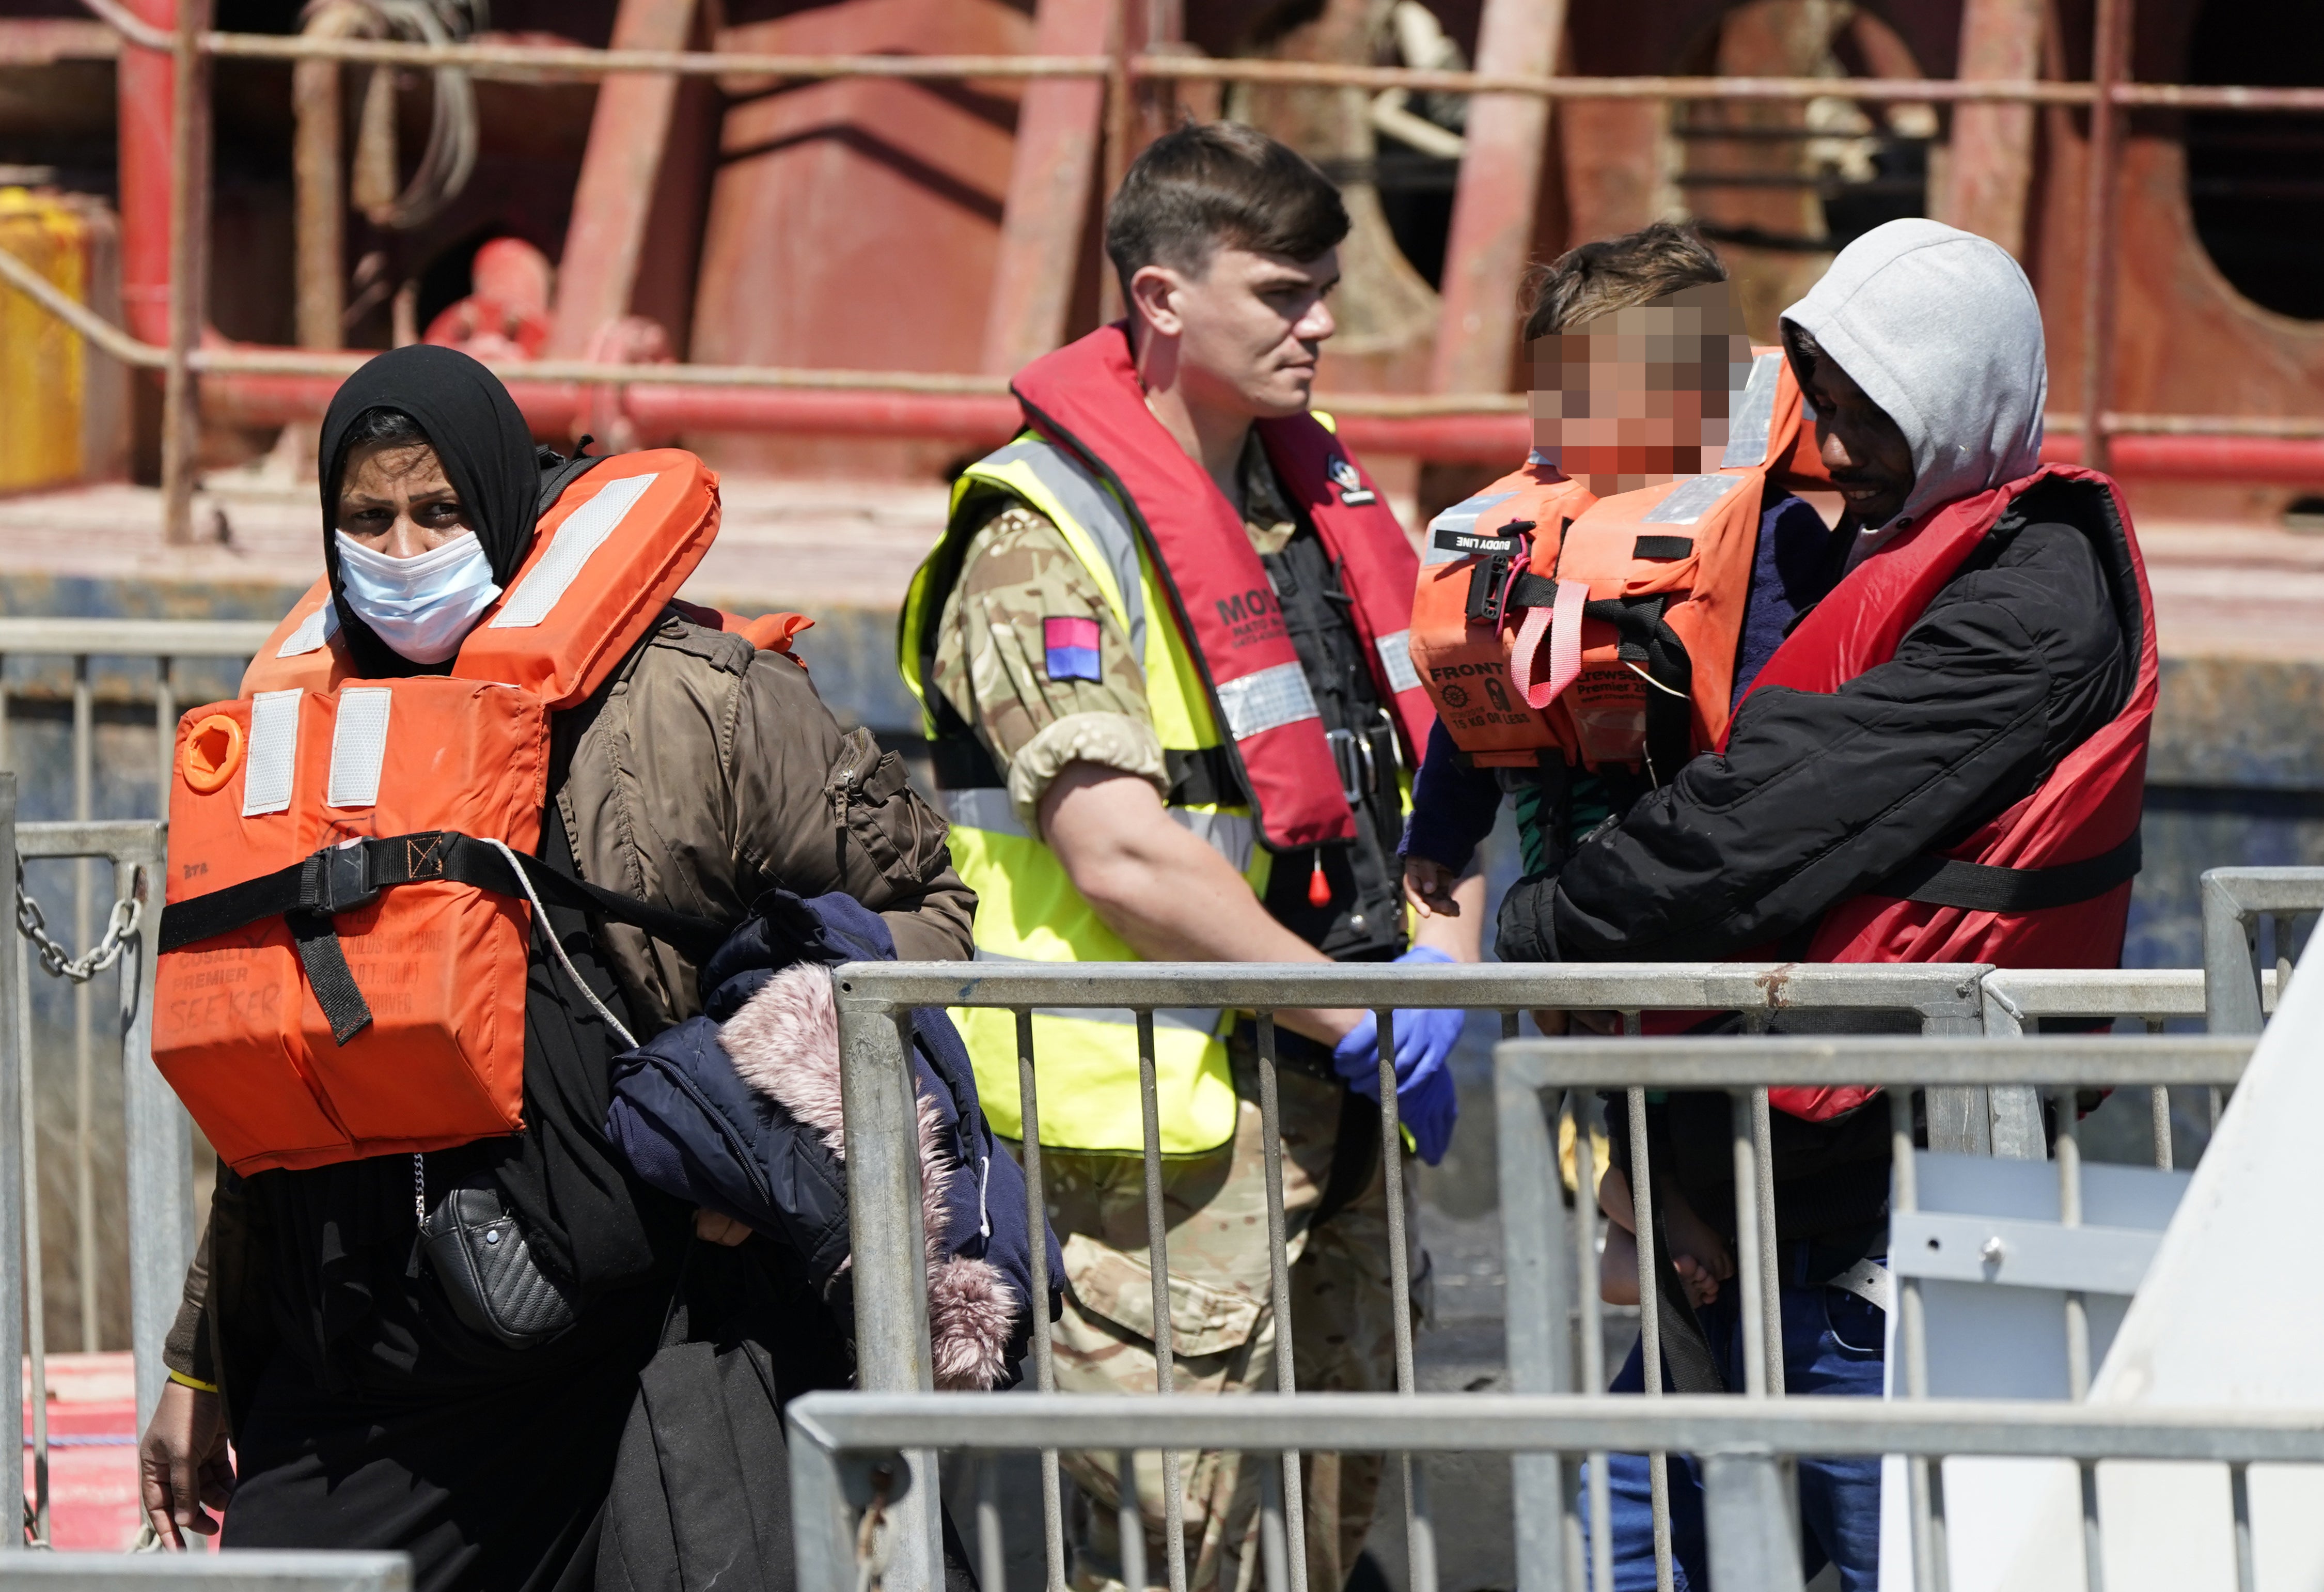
top-left (605, 889), bottom-right (1061, 1390)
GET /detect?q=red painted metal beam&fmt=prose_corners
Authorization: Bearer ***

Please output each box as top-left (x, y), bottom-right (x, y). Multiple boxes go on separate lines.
top-left (620, 385), bottom-right (1022, 446)
top-left (982, 0), bottom-right (1109, 374)
top-left (1428, 0), bottom-right (1567, 396)
top-left (117, 0), bottom-right (176, 347)
top-left (1940, 0), bottom-right (2045, 256)
top-left (201, 371), bottom-right (2324, 479)
top-left (2043, 433), bottom-right (2324, 486)
top-left (549, 0), bottom-right (698, 356)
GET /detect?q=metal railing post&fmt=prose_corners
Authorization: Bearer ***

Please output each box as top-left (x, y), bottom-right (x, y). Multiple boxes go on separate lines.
top-left (1496, 1050), bottom-right (1569, 1592)
top-left (2203, 871), bottom-right (2266, 1035)
top-left (1623, 1076), bottom-right (1676, 1592)
top-left (1133, 1006), bottom-right (1188, 1592)
top-left (18, 928), bottom-right (46, 1544)
top-left (1253, 1014), bottom-right (1309, 1592)
top-left (0, 774), bottom-right (25, 1551)
top-left (786, 1403), bottom-right (875, 1592)
top-left (834, 983), bottom-right (940, 1592)
top-left (72, 656), bottom-right (96, 1353)
top-left (118, 837), bottom-right (189, 1431)
top-left (1015, 1007), bottom-right (1069, 1592)
top-left (1699, 1449), bottom-right (1804, 1592)
top-left (1566, 1094), bottom-right (1612, 1592)
top-left (1917, 983), bottom-right (1992, 1155)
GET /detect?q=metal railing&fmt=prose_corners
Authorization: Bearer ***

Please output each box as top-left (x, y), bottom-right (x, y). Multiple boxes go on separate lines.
top-left (0, 619), bottom-right (264, 1374)
top-left (0, 602), bottom-right (2312, 1580)
top-left (0, 1551), bottom-right (410, 1587)
top-left (800, 1024), bottom-right (2282, 1592)
top-left (1493, 1032), bottom-right (2254, 1592)
top-left (9, 0), bottom-right (2320, 537)
top-left (825, 960), bottom-right (2274, 1592)
top-left (0, 782), bottom-right (194, 1551)
top-left (2200, 867), bottom-right (2321, 1036)
top-left (788, 1390), bottom-right (2318, 1592)
top-left (1979, 961), bottom-right (2282, 1170)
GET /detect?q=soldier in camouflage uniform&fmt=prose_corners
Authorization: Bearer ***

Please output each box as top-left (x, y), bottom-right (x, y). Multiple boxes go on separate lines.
top-left (930, 444), bottom-right (1425, 1592)
top-left (906, 122), bottom-right (1481, 1592)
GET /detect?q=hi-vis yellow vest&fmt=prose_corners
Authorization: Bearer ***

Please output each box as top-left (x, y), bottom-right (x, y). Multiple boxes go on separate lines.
top-left (900, 434), bottom-right (1263, 1155)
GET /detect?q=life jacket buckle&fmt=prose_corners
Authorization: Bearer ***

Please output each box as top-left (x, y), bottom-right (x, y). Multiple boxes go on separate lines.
top-left (302, 840), bottom-right (381, 917)
top-left (1326, 728), bottom-right (1365, 805)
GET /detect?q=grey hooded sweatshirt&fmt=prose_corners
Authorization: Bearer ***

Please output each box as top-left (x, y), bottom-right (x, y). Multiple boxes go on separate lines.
top-left (1499, 221), bottom-right (2136, 980)
top-left (1781, 218), bottom-right (2048, 556)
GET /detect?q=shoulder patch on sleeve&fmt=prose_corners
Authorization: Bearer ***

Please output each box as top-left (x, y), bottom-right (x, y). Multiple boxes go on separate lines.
top-left (1042, 615), bottom-right (1103, 682)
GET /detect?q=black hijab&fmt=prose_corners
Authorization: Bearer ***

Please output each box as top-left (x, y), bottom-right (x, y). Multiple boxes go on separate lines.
top-left (319, 345), bottom-right (542, 677)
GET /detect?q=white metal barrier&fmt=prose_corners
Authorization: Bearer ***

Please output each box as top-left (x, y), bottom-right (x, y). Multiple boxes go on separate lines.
top-left (825, 957), bottom-right (2297, 1592)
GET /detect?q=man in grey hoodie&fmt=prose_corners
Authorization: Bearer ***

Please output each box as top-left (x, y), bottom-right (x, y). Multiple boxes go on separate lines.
top-left (1497, 219), bottom-right (2145, 1590)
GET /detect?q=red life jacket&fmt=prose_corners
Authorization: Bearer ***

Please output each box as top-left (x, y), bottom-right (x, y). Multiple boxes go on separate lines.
top-left (1012, 326), bottom-right (1431, 851)
top-left (1737, 464), bottom-right (2158, 1120)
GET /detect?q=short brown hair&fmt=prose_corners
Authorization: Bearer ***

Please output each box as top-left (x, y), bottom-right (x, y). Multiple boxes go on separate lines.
top-left (1521, 222), bottom-right (1729, 341)
top-left (1104, 121), bottom-right (1349, 301)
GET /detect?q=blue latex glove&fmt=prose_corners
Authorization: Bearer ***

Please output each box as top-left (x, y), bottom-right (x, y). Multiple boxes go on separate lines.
top-left (1331, 946), bottom-right (1463, 1163)
top-left (1399, 1061), bottom-right (1459, 1166)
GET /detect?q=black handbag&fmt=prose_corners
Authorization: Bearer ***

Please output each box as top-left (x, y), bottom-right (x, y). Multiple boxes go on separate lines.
top-left (419, 1176), bottom-right (581, 1349)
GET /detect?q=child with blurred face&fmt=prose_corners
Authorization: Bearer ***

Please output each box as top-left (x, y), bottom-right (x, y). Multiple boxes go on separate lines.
top-left (1402, 236), bottom-right (1780, 927)
top-left (1531, 280), bottom-right (1756, 497)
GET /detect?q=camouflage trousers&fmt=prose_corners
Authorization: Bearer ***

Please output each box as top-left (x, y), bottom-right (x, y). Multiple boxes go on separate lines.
top-left (1034, 1049), bottom-right (1408, 1592)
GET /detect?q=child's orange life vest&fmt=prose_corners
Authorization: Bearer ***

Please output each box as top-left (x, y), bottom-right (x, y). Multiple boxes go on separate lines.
top-left (1409, 348), bottom-right (1832, 777)
top-left (1406, 458), bottom-right (1596, 768)
top-left (153, 451), bottom-right (784, 1176)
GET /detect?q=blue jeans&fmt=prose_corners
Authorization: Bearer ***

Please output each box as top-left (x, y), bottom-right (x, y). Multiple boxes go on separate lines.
top-left (1580, 1264), bottom-right (1887, 1590)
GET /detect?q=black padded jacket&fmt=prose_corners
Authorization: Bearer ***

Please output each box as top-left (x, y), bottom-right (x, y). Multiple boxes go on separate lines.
top-left (1497, 478), bottom-right (2137, 964)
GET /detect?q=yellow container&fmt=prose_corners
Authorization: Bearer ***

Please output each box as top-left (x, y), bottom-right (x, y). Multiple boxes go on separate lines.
top-left (0, 189), bottom-right (127, 495)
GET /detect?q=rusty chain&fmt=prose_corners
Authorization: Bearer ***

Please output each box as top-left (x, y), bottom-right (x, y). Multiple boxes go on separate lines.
top-left (852, 1463), bottom-right (896, 1592)
top-left (14, 864), bottom-right (144, 984)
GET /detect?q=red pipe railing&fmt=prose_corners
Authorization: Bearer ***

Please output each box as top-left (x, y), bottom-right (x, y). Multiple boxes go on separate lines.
top-left (52, 0), bottom-right (2324, 523)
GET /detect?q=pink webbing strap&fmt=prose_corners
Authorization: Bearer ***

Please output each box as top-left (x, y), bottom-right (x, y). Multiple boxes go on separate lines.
top-left (1510, 578), bottom-right (1588, 710)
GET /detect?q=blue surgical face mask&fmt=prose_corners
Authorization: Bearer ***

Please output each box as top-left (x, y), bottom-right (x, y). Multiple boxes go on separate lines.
top-left (333, 530), bottom-right (504, 664)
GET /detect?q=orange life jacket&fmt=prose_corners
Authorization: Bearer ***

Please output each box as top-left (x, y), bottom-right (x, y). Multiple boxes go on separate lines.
top-left (1407, 460), bottom-right (1596, 767)
top-left (1410, 347), bottom-right (1831, 777)
top-left (153, 450), bottom-right (774, 1176)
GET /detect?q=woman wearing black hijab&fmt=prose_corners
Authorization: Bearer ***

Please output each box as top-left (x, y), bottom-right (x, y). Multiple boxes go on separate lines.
top-left (138, 348), bottom-right (977, 1590)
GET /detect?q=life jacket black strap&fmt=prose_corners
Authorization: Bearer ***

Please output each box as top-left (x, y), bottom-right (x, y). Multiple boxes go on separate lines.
top-left (159, 832), bottom-right (725, 1045)
top-left (1881, 832), bottom-right (2142, 914)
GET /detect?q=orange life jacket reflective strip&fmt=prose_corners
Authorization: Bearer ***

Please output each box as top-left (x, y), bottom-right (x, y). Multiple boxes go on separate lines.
top-left (155, 449), bottom-right (730, 1175)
